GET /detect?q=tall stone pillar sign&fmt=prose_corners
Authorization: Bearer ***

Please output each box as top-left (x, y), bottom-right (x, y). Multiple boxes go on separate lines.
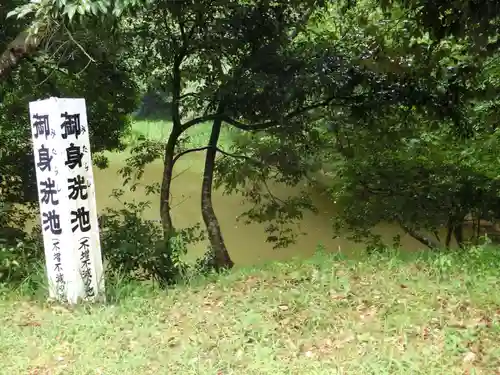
top-left (29, 97), bottom-right (104, 304)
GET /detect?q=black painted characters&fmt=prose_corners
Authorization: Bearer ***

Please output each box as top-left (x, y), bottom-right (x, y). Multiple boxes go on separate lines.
top-left (32, 107), bottom-right (96, 300)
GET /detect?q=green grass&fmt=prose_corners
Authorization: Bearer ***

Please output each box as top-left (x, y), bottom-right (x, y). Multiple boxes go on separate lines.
top-left (1, 248), bottom-right (500, 374)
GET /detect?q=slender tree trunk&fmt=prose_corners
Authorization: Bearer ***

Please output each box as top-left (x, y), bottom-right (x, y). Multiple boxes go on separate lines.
top-left (160, 131), bottom-right (179, 239)
top-left (453, 220), bottom-right (465, 249)
top-left (201, 116), bottom-right (234, 270)
top-left (0, 31), bottom-right (40, 81)
top-left (471, 217), bottom-right (477, 244)
top-left (433, 230), bottom-right (441, 243)
top-left (445, 219), bottom-right (453, 249)
top-left (154, 129), bottom-right (181, 284)
top-left (160, 55), bottom-right (183, 239)
top-left (445, 213), bottom-right (465, 249)
top-left (475, 217), bottom-right (481, 244)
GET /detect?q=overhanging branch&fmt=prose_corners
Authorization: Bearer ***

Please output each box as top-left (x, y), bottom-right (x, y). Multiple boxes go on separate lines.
top-left (0, 31), bottom-right (41, 81)
top-left (222, 95), bottom-right (336, 131)
top-left (172, 144), bottom-right (262, 167)
top-left (213, 147), bottom-right (286, 205)
top-left (180, 95), bottom-right (336, 133)
top-left (172, 144), bottom-right (288, 212)
top-left (397, 219), bottom-right (440, 250)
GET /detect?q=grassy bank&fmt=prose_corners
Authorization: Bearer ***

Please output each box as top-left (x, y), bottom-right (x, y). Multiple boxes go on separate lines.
top-left (1, 248), bottom-right (500, 374)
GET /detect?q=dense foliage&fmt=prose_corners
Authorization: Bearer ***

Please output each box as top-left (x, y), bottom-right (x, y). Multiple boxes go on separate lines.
top-left (1, 1), bottom-right (138, 204)
top-left (2, 0), bottom-right (500, 284)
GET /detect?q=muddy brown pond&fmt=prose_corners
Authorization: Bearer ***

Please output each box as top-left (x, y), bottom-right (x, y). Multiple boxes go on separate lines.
top-left (92, 151), bottom-right (454, 266)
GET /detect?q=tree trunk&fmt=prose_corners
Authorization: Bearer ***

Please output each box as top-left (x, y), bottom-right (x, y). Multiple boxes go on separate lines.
top-left (445, 220), bottom-right (453, 249)
top-left (453, 221), bottom-right (465, 249)
top-left (475, 217), bottom-right (481, 244)
top-left (446, 214), bottom-right (465, 249)
top-left (399, 222), bottom-right (440, 250)
top-left (201, 116), bottom-right (234, 270)
top-left (0, 31), bottom-right (40, 81)
top-left (160, 129), bottom-right (179, 239)
top-left (470, 214), bottom-right (481, 245)
top-left (160, 54), bottom-right (183, 240)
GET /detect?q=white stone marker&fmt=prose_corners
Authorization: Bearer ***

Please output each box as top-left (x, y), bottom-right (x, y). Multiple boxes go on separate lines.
top-left (29, 97), bottom-right (104, 304)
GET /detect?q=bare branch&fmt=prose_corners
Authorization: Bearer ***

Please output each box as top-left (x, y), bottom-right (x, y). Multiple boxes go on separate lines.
top-left (63, 24), bottom-right (95, 63)
top-left (48, 39), bottom-right (70, 62)
top-left (30, 58), bottom-right (69, 88)
top-left (261, 177), bottom-right (287, 205)
top-left (172, 146), bottom-right (209, 166)
top-left (179, 92), bottom-right (199, 100)
top-left (173, 136), bottom-right (266, 169)
top-left (172, 165), bottom-right (192, 180)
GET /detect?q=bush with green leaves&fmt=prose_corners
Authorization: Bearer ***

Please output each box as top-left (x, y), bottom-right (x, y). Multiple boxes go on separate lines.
top-left (98, 189), bottom-right (205, 286)
top-left (0, 191), bottom-right (44, 285)
top-left (0, 217), bottom-right (44, 285)
top-left (0, 239), bottom-right (42, 284)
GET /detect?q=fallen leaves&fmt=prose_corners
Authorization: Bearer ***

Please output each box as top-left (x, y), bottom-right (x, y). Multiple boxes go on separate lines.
top-left (463, 351), bottom-right (477, 364)
top-left (304, 350), bottom-right (315, 358)
top-left (357, 304), bottom-right (377, 322)
top-left (421, 326), bottom-right (430, 340)
top-left (202, 296), bottom-right (224, 312)
top-left (329, 290), bottom-right (348, 301)
top-left (329, 334), bottom-right (356, 349)
top-left (28, 366), bottom-right (51, 375)
top-left (18, 320), bottom-right (41, 327)
top-left (278, 304), bottom-right (289, 311)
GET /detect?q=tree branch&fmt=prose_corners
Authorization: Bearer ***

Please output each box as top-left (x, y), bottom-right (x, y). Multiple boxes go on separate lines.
top-left (179, 92), bottom-right (199, 100)
top-left (180, 114), bottom-right (218, 132)
top-left (63, 24), bottom-right (95, 62)
top-left (180, 95), bottom-right (336, 132)
top-left (398, 220), bottom-right (440, 250)
top-left (178, 16), bottom-right (189, 57)
top-left (214, 147), bottom-right (262, 165)
top-left (222, 95), bottom-right (336, 131)
top-left (213, 147), bottom-right (286, 206)
top-left (0, 31), bottom-right (41, 81)
top-left (172, 146), bottom-right (209, 166)
top-left (172, 143), bottom-right (264, 168)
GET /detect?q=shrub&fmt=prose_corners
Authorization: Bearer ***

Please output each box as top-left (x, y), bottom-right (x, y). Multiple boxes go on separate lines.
top-left (0, 194), bottom-right (44, 285)
top-left (0, 225), bottom-right (44, 285)
top-left (99, 189), bottom-right (205, 286)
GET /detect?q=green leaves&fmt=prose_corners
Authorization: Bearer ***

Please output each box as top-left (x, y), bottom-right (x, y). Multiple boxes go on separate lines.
top-left (0, 0), bottom-right (139, 208)
top-left (6, 5), bottom-right (34, 20)
top-left (4, 0), bottom-right (155, 32)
